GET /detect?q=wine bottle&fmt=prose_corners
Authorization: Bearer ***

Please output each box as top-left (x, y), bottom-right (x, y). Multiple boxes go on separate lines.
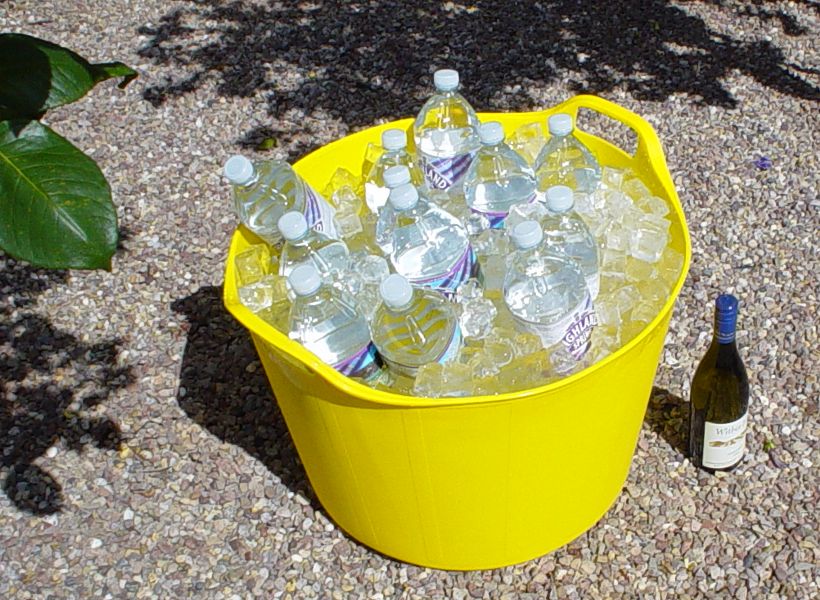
top-left (688, 293), bottom-right (749, 472)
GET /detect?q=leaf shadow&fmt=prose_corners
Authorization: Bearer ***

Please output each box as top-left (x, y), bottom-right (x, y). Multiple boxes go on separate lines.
top-left (136, 0), bottom-right (819, 147)
top-left (0, 258), bottom-right (133, 514)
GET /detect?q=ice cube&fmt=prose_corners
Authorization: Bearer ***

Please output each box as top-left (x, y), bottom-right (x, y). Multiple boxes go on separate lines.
top-left (456, 278), bottom-right (484, 304)
top-left (484, 337), bottom-right (515, 369)
top-left (353, 252), bottom-right (390, 285)
top-left (614, 284), bottom-right (641, 316)
top-left (629, 215), bottom-right (670, 263)
top-left (636, 194), bottom-right (670, 218)
top-left (599, 274), bottom-right (626, 296)
top-left (631, 301), bottom-right (658, 325)
top-left (588, 324), bottom-right (620, 363)
top-left (603, 189), bottom-right (634, 217)
top-left (507, 122), bottom-right (546, 166)
top-left (510, 330), bottom-right (543, 357)
top-left (604, 223), bottom-right (631, 253)
top-left (234, 244), bottom-right (271, 287)
top-left (657, 247), bottom-right (684, 287)
top-left (413, 362), bottom-right (474, 398)
top-left (621, 176), bottom-right (652, 200)
top-left (325, 167), bottom-right (363, 199)
top-left (330, 185), bottom-right (365, 239)
top-left (497, 350), bottom-right (554, 391)
top-left (361, 142), bottom-right (384, 183)
top-left (256, 301), bottom-right (290, 334)
top-left (238, 273), bottom-right (287, 313)
top-left (460, 298), bottom-right (498, 339)
top-left (506, 201), bottom-right (549, 230)
top-left (601, 166), bottom-right (626, 190)
top-left (595, 298), bottom-right (622, 328)
top-left (624, 256), bottom-right (655, 282)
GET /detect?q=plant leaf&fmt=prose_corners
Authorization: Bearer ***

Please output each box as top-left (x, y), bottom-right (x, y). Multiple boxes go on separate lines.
top-left (0, 33), bottom-right (137, 120)
top-left (0, 119), bottom-right (118, 270)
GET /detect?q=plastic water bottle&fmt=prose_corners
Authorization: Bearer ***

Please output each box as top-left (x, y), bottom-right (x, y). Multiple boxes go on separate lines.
top-left (278, 211), bottom-right (350, 281)
top-left (533, 114), bottom-right (601, 194)
top-left (413, 69), bottom-right (480, 197)
top-left (371, 274), bottom-right (462, 377)
top-left (503, 220), bottom-right (597, 360)
top-left (541, 185), bottom-right (600, 300)
top-left (463, 121), bottom-right (537, 229)
top-left (374, 164), bottom-right (413, 254)
top-left (287, 264), bottom-right (381, 380)
top-left (364, 128), bottom-right (422, 214)
top-left (224, 155), bottom-right (338, 244)
top-left (384, 183), bottom-right (481, 298)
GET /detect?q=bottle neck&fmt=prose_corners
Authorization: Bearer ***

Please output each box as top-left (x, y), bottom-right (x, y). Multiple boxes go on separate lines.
top-left (714, 311), bottom-right (737, 344)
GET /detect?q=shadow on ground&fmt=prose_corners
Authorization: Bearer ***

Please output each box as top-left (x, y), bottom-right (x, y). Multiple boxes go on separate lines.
top-left (138, 0), bottom-right (819, 154)
top-left (171, 286), bottom-right (319, 510)
top-left (0, 258), bottom-right (133, 514)
top-left (644, 386), bottom-right (688, 459)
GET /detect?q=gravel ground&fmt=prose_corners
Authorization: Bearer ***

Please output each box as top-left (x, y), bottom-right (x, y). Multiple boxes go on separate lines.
top-left (1, 1), bottom-right (818, 598)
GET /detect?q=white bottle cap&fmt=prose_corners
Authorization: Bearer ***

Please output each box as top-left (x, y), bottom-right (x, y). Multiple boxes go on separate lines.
top-left (479, 122), bottom-right (504, 145)
top-left (289, 264), bottom-right (322, 297)
top-left (548, 113), bottom-right (573, 136)
top-left (383, 165), bottom-right (411, 189)
top-left (511, 220), bottom-right (544, 250)
top-left (380, 274), bottom-right (414, 309)
top-left (433, 69), bottom-right (459, 91)
top-left (223, 155), bottom-right (255, 185)
top-left (545, 185), bottom-right (574, 212)
top-left (388, 183), bottom-right (419, 211)
top-left (381, 128), bottom-right (407, 151)
top-left (277, 211), bottom-right (309, 241)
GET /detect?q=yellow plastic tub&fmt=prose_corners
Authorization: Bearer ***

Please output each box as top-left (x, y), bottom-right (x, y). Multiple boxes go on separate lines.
top-left (223, 95), bottom-right (691, 570)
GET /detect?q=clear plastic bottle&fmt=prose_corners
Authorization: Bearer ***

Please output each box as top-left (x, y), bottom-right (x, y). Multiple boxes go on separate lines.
top-left (364, 128), bottom-right (422, 214)
top-left (287, 264), bottom-right (381, 380)
top-left (278, 211), bottom-right (350, 281)
top-left (374, 164), bottom-right (413, 254)
top-left (224, 155), bottom-right (338, 244)
top-left (384, 182), bottom-right (481, 298)
top-left (533, 114), bottom-right (601, 194)
top-left (503, 220), bottom-right (597, 360)
top-left (413, 69), bottom-right (480, 197)
top-left (541, 185), bottom-right (600, 300)
top-left (463, 121), bottom-right (537, 229)
top-left (371, 274), bottom-right (463, 378)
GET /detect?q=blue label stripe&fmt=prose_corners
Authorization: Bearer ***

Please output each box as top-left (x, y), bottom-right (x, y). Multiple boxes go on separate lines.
top-left (471, 207), bottom-right (509, 229)
top-left (334, 342), bottom-right (381, 380)
top-left (410, 245), bottom-right (479, 299)
top-left (434, 324), bottom-right (462, 364)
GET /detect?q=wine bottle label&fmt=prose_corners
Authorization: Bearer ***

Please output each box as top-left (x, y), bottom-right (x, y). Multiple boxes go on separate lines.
top-left (409, 245), bottom-right (482, 299)
top-left (702, 413), bottom-right (747, 469)
top-left (304, 184), bottom-right (340, 239)
top-left (420, 151), bottom-right (476, 191)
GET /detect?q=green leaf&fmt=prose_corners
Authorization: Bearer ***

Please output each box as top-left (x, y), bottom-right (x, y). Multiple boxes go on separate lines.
top-left (0, 33), bottom-right (137, 120)
top-left (0, 119), bottom-right (118, 270)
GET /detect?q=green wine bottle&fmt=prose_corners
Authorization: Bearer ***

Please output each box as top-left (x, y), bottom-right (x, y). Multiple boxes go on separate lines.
top-left (688, 294), bottom-right (749, 472)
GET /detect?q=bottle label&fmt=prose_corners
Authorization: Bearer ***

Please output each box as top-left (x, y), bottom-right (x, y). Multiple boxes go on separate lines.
top-left (512, 293), bottom-right (597, 359)
top-left (420, 151), bottom-right (476, 191)
top-left (410, 245), bottom-right (482, 299)
top-left (702, 413), bottom-right (747, 469)
top-left (383, 324), bottom-right (463, 378)
top-left (304, 184), bottom-right (340, 239)
top-left (333, 342), bottom-right (381, 381)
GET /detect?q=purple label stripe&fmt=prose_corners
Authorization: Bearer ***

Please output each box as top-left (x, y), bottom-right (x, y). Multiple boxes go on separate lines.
top-left (472, 207), bottom-right (509, 229)
top-left (334, 343), bottom-right (380, 379)
top-left (411, 245), bottom-right (480, 299)
top-left (423, 152), bottom-right (475, 191)
top-left (304, 187), bottom-right (323, 230)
